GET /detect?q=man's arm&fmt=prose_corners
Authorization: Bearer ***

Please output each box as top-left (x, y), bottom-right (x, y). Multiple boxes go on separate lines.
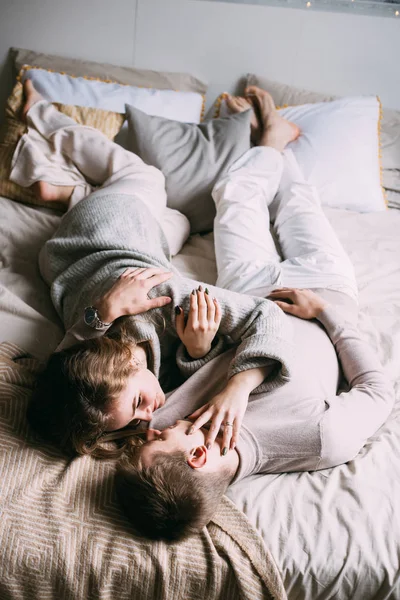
top-left (270, 288), bottom-right (395, 468)
top-left (316, 306), bottom-right (395, 468)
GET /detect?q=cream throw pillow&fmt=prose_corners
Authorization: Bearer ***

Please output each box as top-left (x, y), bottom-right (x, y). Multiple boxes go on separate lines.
top-left (21, 67), bottom-right (205, 124)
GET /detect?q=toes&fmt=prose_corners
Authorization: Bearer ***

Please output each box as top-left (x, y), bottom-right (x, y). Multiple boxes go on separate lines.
top-left (245, 85), bottom-right (265, 97)
top-left (245, 85), bottom-right (262, 99)
top-left (225, 94), bottom-right (241, 113)
top-left (290, 122), bottom-right (301, 141)
top-left (237, 97), bottom-right (247, 109)
top-left (224, 93), bottom-right (236, 109)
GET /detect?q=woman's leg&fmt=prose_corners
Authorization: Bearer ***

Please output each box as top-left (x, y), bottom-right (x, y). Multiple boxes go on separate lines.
top-left (10, 81), bottom-right (167, 221)
top-left (11, 82), bottom-right (190, 254)
top-left (276, 150), bottom-right (358, 300)
top-left (212, 87), bottom-right (300, 296)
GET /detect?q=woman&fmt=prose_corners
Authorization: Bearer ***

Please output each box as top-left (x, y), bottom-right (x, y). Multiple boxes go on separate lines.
top-left (14, 81), bottom-right (297, 458)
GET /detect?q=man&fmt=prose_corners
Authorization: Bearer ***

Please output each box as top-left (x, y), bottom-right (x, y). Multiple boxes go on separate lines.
top-left (115, 88), bottom-right (395, 542)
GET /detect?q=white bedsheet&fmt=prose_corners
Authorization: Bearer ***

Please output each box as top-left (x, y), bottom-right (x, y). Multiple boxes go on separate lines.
top-left (1, 195), bottom-right (399, 599)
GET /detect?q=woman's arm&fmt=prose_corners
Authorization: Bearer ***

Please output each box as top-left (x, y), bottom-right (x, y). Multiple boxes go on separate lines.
top-left (56, 267), bottom-right (173, 351)
top-left (175, 286), bottom-right (222, 359)
top-left (170, 277), bottom-right (294, 390)
top-left (188, 364), bottom-right (272, 453)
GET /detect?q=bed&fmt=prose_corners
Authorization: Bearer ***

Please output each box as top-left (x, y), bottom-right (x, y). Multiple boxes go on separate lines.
top-left (1, 48), bottom-right (399, 599)
top-left (164, 204), bottom-right (400, 600)
top-left (1, 192), bottom-right (399, 599)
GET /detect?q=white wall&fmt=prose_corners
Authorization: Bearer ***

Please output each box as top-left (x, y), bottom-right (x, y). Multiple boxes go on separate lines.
top-left (0, 0), bottom-right (137, 120)
top-left (0, 0), bottom-right (399, 120)
top-left (135, 0), bottom-right (400, 110)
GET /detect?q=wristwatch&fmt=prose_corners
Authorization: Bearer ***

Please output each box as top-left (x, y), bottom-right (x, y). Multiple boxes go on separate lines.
top-left (84, 306), bottom-right (113, 330)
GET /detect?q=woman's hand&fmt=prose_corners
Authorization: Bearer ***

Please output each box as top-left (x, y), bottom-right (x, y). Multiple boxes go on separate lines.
top-left (268, 288), bottom-right (328, 320)
top-left (187, 376), bottom-right (250, 454)
top-left (96, 267), bottom-right (173, 322)
top-left (175, 286), bottom-right (222, 359)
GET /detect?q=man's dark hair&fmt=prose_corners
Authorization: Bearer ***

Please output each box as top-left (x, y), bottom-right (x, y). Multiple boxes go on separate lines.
top-left (115, 446), bottom-right (233, 542)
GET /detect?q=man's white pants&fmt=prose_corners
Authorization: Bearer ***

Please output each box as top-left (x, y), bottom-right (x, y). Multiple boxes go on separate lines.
top-left (213, 147), bottom-right (358, 301)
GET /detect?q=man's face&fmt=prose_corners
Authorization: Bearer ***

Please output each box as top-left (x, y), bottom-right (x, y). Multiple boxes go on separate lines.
top-left (140, 420), bottom-right (206, 467)
top-left (139, 420), bottom-right (239, 478)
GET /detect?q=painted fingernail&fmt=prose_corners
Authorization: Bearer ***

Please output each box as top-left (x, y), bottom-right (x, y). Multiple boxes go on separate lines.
top-left (205, 288), bottom-right (209, 295)
top-left (198, 285), bottom-right (203, 292)
top-left (192, 289), bottom-right (196, 295)
top-left (175, 305), bottom-right (181, 315)
top-left (222, 447), bottom-right (228, 456)
top-left (206, 443), bottom-right (211, 450)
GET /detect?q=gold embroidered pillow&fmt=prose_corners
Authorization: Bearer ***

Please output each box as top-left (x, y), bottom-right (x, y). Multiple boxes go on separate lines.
top-left (0, 81), bottom-right (124, 210)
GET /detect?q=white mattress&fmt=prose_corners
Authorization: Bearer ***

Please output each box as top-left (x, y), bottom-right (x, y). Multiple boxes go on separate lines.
top-left (1, 196), bottom-right (399, 599)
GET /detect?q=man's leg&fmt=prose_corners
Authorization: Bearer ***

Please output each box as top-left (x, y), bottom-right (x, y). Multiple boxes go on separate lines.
top-left (276, 150), bottom-right (358, 301)
top-left (213, 147), bottom-right (283, 296)
top-left (213, 90), bottom-right (300, 296)
top-left (218, 86), bottom-right (357, 302)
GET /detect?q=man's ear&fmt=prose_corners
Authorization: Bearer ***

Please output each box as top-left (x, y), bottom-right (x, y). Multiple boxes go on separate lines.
top-left (187, 445), bottom-right (208, 470)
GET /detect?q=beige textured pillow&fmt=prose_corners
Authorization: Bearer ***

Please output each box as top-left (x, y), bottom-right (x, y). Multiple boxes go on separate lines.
top-left (0, 81), bottom-right (124, 210)
top-left (246, 74), bottom-right (400, 210)
top-left (11, 47), bottom-right (207, 94)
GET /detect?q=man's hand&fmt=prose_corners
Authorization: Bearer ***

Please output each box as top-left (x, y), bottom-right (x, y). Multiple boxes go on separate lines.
top-left (268, 288), bottom-right (328, 320)
top-left (96, 267), bottom-right (173, 322)
top-left (175, 286), bottom-right (222, 359)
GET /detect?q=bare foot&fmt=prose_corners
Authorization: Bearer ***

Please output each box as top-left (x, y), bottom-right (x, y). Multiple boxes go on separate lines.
top-left (224, 93), bottom-right (260, 144)
top-left (22, 79), bottom-right (44, 121)
top-left (245, 86), bottom-right (300, 152)
top-left (32, 181), bottom-right (74, 206)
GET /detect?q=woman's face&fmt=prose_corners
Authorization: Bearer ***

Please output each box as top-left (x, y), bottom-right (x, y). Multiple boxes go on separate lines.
top-left (106, 367), bottom-right (165, 431)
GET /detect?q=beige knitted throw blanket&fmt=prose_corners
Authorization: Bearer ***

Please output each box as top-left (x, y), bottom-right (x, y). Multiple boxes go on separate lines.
top-left (0, 341), bottom-right (287, 600)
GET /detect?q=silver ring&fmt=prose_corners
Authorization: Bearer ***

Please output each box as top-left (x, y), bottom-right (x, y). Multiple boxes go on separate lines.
top-left (224, 421), bottom-right (234, 427)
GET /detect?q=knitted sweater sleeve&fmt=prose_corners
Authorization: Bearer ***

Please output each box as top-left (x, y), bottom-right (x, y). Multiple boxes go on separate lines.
top-left (56, 274), bottom-right (294, 393)
top-left (56, 318), bottom-right (110, 351)
top-left (158, 275), bottom-right (294, 393)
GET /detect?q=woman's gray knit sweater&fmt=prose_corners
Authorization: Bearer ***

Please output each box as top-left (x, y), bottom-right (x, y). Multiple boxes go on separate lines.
top-left (39, 192), bottom-right (294, 392)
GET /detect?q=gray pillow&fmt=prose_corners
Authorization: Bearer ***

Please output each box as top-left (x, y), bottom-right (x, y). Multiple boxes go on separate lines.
top-left (125, 105), bottom-right (252, 233)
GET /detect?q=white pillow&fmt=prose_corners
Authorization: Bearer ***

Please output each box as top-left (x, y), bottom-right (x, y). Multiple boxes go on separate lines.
top-left (21, 67), bottom-right (204, 124)
top-left (219, 95), bottom-right (385, 213)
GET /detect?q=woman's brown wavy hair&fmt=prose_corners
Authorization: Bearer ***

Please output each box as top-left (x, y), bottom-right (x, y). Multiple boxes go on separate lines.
top-left (27, 334), bottom-right (140, 459)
